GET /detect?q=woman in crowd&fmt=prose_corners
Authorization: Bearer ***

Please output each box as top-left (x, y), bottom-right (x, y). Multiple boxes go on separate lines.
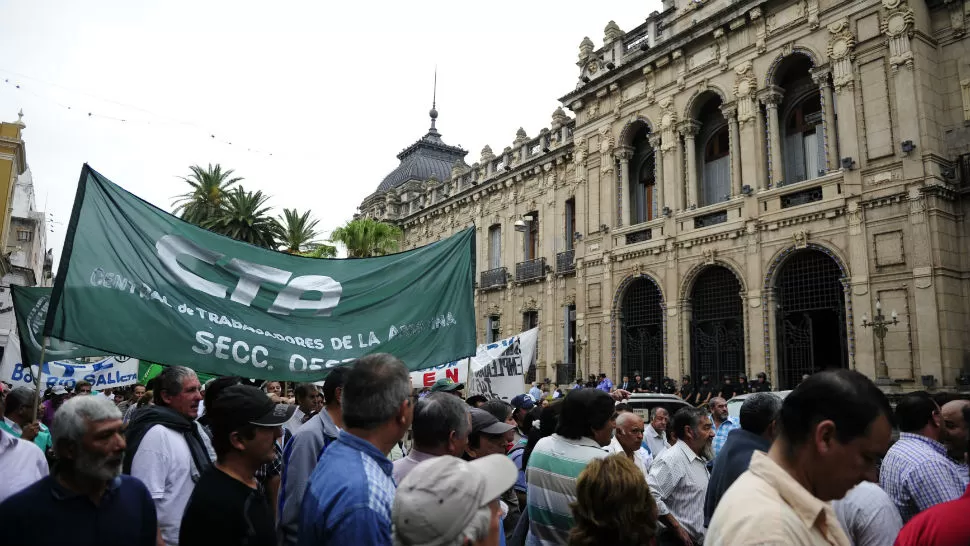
top-left (569, 455), bottom-right (658, 546)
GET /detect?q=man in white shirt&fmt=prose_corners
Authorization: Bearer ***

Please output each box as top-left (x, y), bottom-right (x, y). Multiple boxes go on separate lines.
top-left (0, 423), bottom-right (48, 503)
top-left (609, 411), bottom-right (652, 477)
top-left (648, 406), bottom-right (714, 546)
top-left (124, 365), bottom-right (208, 546)
top-left (644, 407), bottom-right (671, 458)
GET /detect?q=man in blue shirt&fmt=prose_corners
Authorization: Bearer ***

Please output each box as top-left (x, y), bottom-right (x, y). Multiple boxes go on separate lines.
top-left (298, 353), bottom-right (414, 546)
top-left (0, 395), bottom-right (157, 546)
top-left (596, 373), bottom-right (613, 393)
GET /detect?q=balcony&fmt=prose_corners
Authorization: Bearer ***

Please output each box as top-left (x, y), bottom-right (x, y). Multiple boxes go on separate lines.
top-left (480, 267), bottom-right (508, 290)
top-left (515, 258), bottom-right (547, 283)
top-left (556, 249), bottom-right (576, 274)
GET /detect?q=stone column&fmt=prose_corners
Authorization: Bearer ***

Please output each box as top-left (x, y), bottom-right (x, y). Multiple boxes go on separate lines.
top-left (812, 68), bottom-right (839, 172)
top-left (680, 121), bottom-right (701, 208)
top-left (616, 146), bottom-right (634, 227)
top-left (760, 86), bottom-right (785, 188)
top-left (668, 135), bottom-right (685, 211)
top-left (649, 133), bottom-right (665, 216)
top-left (754, 102), bottom-right (769, 191)
top-left (722, 103), bottom-right (743, 196)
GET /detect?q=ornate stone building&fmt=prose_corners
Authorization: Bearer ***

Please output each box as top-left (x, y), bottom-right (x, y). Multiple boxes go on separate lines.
top-left (359, 0), bottom-right (970, 391)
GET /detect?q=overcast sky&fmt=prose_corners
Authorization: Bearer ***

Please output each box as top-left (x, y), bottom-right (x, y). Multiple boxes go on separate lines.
top-left (0, 0), bottom-right (660, 261)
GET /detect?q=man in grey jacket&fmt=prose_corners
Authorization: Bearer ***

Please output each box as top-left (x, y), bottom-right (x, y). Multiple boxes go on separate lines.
top-left (277, 366), bottom-right (348, 546)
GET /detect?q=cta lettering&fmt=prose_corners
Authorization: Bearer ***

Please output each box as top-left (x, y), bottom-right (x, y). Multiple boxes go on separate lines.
top-left (157, 235), bottom-right (343, 316)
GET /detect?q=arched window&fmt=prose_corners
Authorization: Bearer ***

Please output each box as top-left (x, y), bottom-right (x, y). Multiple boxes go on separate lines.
top-left (783, 92), bottom-right (824, 184)
top-left (701, 125), bottom-right (730, 206)
top-left (629, 125), bottom-right (656, 225)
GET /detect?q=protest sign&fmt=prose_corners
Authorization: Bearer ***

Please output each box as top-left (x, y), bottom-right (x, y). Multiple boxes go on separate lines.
top-left (466, 328), bottom-right (538, 402)
top-left (409, 359), bottom-right (468, 389)
top-left (45, 165), bottom-right (476, 381)
top-left (0, 331), bottom-right (139, 390)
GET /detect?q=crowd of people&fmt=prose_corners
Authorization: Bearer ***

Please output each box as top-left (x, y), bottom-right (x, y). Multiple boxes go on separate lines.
top-left (1, 362), bottom-right (969, 545)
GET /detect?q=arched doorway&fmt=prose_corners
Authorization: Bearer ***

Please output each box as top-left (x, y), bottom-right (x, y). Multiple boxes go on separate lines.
top-left (620, 277), bottom-right (664, 381)
top-left (775, 249), bottom-right (848, 389)
top-left (690, 266), bottom-right (745, 384)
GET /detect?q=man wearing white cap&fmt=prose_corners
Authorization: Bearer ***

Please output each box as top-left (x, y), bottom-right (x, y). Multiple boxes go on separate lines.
top-left (392, 454), bottom-right (516, 546)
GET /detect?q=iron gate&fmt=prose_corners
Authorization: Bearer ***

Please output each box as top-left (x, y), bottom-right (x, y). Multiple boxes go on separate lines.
top-left (776, 250), bottom-right (847, 389)
top-left (691, 267), bottom-right (745, 384)
top-left (620, 278), bottom-right (664, 380)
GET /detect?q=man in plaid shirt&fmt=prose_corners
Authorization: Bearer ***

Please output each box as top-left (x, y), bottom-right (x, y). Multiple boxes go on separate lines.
top-left (881, 391), bottom-right (968, 522)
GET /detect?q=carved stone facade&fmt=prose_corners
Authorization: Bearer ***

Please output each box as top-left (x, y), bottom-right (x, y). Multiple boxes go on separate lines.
top-left (358, 0), bottom-right (970, 391)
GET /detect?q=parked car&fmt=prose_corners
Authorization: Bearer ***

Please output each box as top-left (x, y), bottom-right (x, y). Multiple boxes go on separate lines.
top-left (726, 390), bottom-right (793, 421)
top-left (623, 393), bottom-right (692, 421)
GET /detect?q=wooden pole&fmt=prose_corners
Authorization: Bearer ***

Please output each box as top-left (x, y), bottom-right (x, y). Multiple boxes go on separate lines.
top-left (30, 336), bottom-right (49, 426)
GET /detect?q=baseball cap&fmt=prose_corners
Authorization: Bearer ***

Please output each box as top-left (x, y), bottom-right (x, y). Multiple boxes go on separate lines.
top-left (393, 454), bottom-right (517, 546)
top-left (469, 408), bottom-right (515, 435)
top-left (510, 394), bottom-right (535, 411)
top-left (430, 378), bottom-right (464, 393)
top-left (51, 386), bottom-right (68, 396)
top-left (207, 384), bottom-right (296, 428)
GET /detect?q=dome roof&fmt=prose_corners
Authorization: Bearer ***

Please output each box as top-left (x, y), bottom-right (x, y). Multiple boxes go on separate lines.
top-left (376, 113), bottom-right (467, 194)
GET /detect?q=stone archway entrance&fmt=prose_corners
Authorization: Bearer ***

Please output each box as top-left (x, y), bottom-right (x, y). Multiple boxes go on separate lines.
top-left (620, 277), bottom-right (664, 381)
top-left (775, 249), bottom-right (848, 389)
top-left (690, 266), bottom-right (745, 384)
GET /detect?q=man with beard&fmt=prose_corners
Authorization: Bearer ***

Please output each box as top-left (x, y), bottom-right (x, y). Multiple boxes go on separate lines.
top-left (125, 365), bottom-right (211, 546)
top-left (180, 385), bottom-right (295, 546)
top-left (0, 396), bottom-right (157, 545)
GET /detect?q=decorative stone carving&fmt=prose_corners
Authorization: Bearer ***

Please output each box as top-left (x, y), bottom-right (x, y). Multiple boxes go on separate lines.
top-left (702, 248), bottom-right (716, 264)
top-left (579, 37), bottom-right (594, 62)
top-left (828, 18), bottom-right (857, 94)
top-left (604, 20), bottom-right (624, 43)
top-left (575, 136), bottom-right (588, 164)
top-left (714, 29), bottom-right (728, 71)
top-left (551, 107), bottom-right (569, 130)
top-left (808, 0), bottom-right (820, 29)
top-left (909, 192), bottom-right (926, 224)
top-left (520, 297), bottom-right (540, 313)
top-left (659, 97), bottom-right (679, 152)
top-left (514, 127), bottom-right (529, 146)
top-left (847, 200), bottom-right (863, 235)
top-left (563, 292), bottom-right (576, 306)
top-left (598, 126), bottom-right (615, 156)
top-left (480, 145), bottom-right (495, 164)
top-left (792, 229), bottom-right (809, 248)
top-left (643, 66), bottom-right (656, 105)
top-left (750, 7), bottom-right (767, 53)
top-left (734, 61), bottom-right (757, 125)
top-left (948, 0), bottom-right (966, 37)
top-left (484, 304), bottom-right (502, 317)
top-left (648, 132), bottom-right (662, 151)
top-left (588, 100), bottom-right (599, 119)
top-left (883, 5), bottom-right (915, 72)
top-left (687, 45), bottom-right (718, 71)
top-left (673, 50), bottom-right (687, 90)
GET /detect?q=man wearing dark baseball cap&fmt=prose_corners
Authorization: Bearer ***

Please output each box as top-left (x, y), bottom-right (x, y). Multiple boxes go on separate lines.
top-left (509, 394), bottom-right (535, 446)
top-left (392, 454), bottom-right (516, 546)
top-left (180, 384), bottom-right (295, 546)
top-left (464, 408), bottom-right (519, 541)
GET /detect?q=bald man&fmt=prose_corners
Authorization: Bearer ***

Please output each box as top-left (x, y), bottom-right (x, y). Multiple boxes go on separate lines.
top-left (942, 399), bottom-right (970, 467)
top-left (609, 411), bottom-right (652, 477)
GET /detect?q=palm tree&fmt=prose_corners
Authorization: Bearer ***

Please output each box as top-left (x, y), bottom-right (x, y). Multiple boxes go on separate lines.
top-left (330, 218), bottom-right (402, 258)
top-left (279, 209), bottom-right (321, 254)
top-left (301, 243), bottom-right (338, 258)
top-left (172, 164), bottom-right (243, 224)
top-left (201, 187), bottom-right (281, 248)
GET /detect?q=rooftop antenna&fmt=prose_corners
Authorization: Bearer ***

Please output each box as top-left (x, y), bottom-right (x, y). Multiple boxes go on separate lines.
top-left (429, 66), bottom-right (439, 133)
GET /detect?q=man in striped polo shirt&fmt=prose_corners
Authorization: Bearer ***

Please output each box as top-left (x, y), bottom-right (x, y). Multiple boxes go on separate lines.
top-left (525, 388), bottom-right (616, 545)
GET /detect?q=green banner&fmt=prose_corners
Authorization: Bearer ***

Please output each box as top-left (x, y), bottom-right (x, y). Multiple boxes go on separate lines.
top-left (46, 165), bottom-right (477, 381)
top-left (11, 286), bottom-right (106, 365)
top-left (138, 362), bottom-right (216, 385)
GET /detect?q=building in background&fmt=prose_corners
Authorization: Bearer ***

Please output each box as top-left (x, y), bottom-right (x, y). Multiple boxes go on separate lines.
top-left (359, 0), bottom-right (970, 391)
top-left (0, 112), bottom-right (53, 352)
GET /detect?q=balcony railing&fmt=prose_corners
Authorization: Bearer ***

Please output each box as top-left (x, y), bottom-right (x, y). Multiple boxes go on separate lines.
top-left (480, 267), bottom-right (508, 290)
top-left (515, 258), bottom-right (547, 283)
top-left (556, 249), bottom-right (576, 274)
top-left (625, 228), bottom-right (652, 245)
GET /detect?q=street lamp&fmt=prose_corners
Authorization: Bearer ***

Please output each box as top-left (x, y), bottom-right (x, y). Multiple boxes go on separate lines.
top-left (861, 298), bottom-right (898, 385)
top-left (570, 336), bottom-right (587, 384)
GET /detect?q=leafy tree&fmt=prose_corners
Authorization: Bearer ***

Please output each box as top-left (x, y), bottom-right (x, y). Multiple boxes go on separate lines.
top-left (172, 163), bottom-right (242, 224)
top-left (300, 243), bottom-right (338, 258)
top-left (279, 208), bottom-right (321, 254)
top-left (201, 187), bottom-right (281, 248)
top-left (330, 218), bottom-right (402, 258)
